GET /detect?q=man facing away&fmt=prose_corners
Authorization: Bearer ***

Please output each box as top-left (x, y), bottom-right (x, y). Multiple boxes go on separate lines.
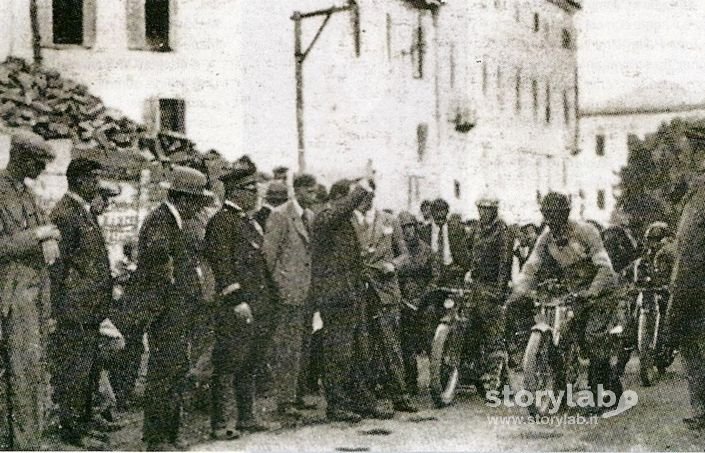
top-left (264, 173), bottom-right (319, 419)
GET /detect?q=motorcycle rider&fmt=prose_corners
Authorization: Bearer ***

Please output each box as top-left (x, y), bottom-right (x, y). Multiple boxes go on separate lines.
top-left (505, 192), bottom-right (622, 410)
top-left (466, 194), bottom-right (513, 395)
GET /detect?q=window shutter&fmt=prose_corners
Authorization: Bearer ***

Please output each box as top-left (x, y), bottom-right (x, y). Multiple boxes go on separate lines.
top-left (143, 97), bottom-right (160, 134)
top-left (127, 0), bottom-right (146, 50)
top-left (37, 0), bottom-right (53, 47)
top-left (82, 0), bottom-right (96, 47)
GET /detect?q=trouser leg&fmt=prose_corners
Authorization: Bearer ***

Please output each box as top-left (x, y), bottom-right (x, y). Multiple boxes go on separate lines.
top-left (368, 306), bottom-right (408, 401)
top-left (681, 339), bottom-right (705, 419)
top-left (272, 305), bottom-right (306, 407)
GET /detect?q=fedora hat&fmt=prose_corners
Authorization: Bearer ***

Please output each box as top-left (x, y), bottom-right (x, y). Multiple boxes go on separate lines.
top-left (164, 165), bottom-right (214, 198)
top-left (220, 155), bottom-right (257, 187)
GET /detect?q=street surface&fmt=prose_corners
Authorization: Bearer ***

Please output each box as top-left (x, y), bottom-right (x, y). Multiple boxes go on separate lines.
top-left (192, 357), bottom-right (705, 452)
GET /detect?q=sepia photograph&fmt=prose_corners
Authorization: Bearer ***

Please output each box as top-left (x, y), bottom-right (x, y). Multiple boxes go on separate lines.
top-left (0, 0), bottom-right (703, 451)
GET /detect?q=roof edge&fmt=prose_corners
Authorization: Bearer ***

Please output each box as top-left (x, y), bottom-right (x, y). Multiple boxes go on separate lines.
top-left (580, 103), bottom-right (705, 118)
top-left (547, 0), bottom-right (582, 12)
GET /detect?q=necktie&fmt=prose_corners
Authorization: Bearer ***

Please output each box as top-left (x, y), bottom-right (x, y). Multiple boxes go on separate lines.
top-left (437, 225), bottom-right (444, 256)
top-left (301, 212), bottom-right (310, 235)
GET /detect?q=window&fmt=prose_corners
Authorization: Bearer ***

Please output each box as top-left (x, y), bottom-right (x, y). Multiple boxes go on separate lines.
top-left (533, 13), bottom-right (539, 32)
top-left (127, 0), bottom-right (172, 51)
top-left (417, 123), bottom-right (428, 162)
top-left (596, 134), bottom-right (605, 156)
top-left (454, 180), bottom-right (461, 199)
top-left (159, 99), bottom-right (186, 133)
top-left (532, 79), bottom-right (538, 118)
top-left (411, 19), bottom-right (425, 79)
top-left (52, 0), bottom-right (83, 44)
top-left (545, 82), bottom-right (551, 124)
top-left (482, 61), bottom-right (488, 95)
top-left (563, 90), bottom-right (570, 124)
top-left (597, 190), bottom-right (606, 210)
top-left (515, 69), bottom-right (522, 113)
top-left (145, 0), bottom-right (170, 51)
top-left (562, 29), bottom-right (572, 49)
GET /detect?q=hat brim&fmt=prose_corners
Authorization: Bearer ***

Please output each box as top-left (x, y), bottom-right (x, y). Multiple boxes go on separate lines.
top-left (168, 187), bottom-right (215, 199)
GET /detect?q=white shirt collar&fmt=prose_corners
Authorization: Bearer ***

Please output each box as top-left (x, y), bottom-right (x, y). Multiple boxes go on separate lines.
top-left (67, 191), bottom-right (92, 214)
top-left (224, 200), bottom-right (243, 211)
top-left (354, 208), bottom-right (375, 226)
top-left (292, 198), bottom-right (304, 217)
top-left (164, 200), bottom-right (183, 230)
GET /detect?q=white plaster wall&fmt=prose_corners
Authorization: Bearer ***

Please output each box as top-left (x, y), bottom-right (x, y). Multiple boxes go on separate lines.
top-left (572, 108), bottom-right (705, 224)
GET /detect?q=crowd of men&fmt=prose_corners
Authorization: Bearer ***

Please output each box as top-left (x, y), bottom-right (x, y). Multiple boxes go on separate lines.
top-left (1, 130), bottom-right (704, 451)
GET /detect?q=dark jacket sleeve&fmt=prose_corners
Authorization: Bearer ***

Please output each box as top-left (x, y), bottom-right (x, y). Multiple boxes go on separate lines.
top-left (138, 217), bottom-right (174, 288)
top-left (204, 212), bottom-right (236, 295)
top-left (668, 190), bottom-right (705, 342)
top-left (496, 223), bottom-right (514, 296)
top-left (313, 185), bottom-right (370, 233)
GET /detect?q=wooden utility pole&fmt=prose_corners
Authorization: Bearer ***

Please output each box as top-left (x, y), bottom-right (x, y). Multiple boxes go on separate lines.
top-left (29, 0), bottom-right (43, 65)
top-left (291, 1), bottom-right (359, 173)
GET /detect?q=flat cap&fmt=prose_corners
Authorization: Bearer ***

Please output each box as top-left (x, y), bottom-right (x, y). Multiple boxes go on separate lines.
top-left (220, 155), bottom-right (258, 187)
top-left (166, 165), bottom-right (214, 198)
top-left (10, 130), bottom-right (55, 162)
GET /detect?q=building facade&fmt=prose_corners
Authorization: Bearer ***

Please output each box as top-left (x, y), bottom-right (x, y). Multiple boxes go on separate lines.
top-left (570, 104), bottom-right (705, 225)
top-left (5, 0), bottom-right (580, 220)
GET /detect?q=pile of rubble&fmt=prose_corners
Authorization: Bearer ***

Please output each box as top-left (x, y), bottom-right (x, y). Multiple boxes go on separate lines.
top-left (0, 57), bottom-right (227, 180)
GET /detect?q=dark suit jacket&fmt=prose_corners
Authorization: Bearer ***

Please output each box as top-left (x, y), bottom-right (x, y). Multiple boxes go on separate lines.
top-left (353, 210), bottom-right (407, 307)
top-left (128, 203), bottom-right (202, 327)
top-left (204, 202), bottom-right (278, 316)
top-left (254, 205), bottom-right (272, 233)
top-left (310, 186), bottom-right (370, 315)
top-left (668, 176), bottom-right (705, 345)
top-left (419, 219), bottom-right (471, 272)
top-left (50, 194), bottom-right (112, 325)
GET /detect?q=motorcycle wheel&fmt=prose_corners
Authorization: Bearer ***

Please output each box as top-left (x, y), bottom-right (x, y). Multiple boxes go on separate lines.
top-left (637, 306), bottom-right (659, 387)
top-left (523, 331), bottom-right (556, 417)
top-left (430, 323), bottom-right (462, 408)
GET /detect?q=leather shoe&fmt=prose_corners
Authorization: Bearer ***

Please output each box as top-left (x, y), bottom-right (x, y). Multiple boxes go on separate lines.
top-left (294, 399), bottom-right (318, 410)
top-left (684, 416), bottom-right (705, 430)
top-left (357, 405), bottom-right (395, 420)
top-left (92, 413), bottom-right (127, 432)
top-left (277, 404), bottom-right (304, 419)
top-left (237, 420), bottom-right (271, 433)
top-left (393, 396), bottom-right (419, 413)
top-left (146, 442), bottom-right (177, 451)
top-left (60, 429), bottom-right (108, 449)
top-left (211, 427), bottom-right (241, 440)
top-left (327, 408), bottom-right (363, 423)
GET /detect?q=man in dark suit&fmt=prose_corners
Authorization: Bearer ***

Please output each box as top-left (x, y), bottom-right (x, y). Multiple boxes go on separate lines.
top-left (421, 198), bottom-right (471, 285)
top-left (666, 175), bottom-right (705, 431)
top-left (50, 158), bottom-right (112, 448)
top-left (264, 173), bottom-right (318, 418)
top-left (134, 166), bottom-right (213, 450)
top-left (254, 180), bottom-right (288, 231)
top-left (310, 177), bottom-right (388, 423)
top-left (204, 156), bottom-right (279, 440)
top-left (353, 190), bottom-right (417, 413)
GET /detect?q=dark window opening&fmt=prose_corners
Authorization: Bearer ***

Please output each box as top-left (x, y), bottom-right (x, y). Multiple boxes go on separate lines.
top-left (533, 13), bottom-right (539, 32)
top-left (52, 0), bottom-right (84, 45)
top-left (562, 29), bottom-right (572, 49)
top-left (454, 180), bottom-right (461, 199)
top-left (417, 123), bottom-right (428, 162)
top-left (563, 90), bottom-right (570, 124)
top-left (146, 0), bottom-right (170, 51)
top-left (545, 83), bottom-right (551, 124)
top-left (159, 98), bottom-right (186, 133)
top-left (597, 190), bottom-right (606, 210)
top-left (532, 79), bottom-right (538, 117)
top-left (596, 134), bottom-right (605, 156)
top-left (412, 22), bottom-right (425, 79)
top-left (482, 61), bottom-right (488, 95)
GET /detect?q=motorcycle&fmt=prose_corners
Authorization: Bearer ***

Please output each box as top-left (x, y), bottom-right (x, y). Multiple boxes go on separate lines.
top-left (427, 284), bottom-right (508, 408)
top-left (522, 279), bottom-right (624, 416)
top-left (614, 283), bottom-right (676, 386)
